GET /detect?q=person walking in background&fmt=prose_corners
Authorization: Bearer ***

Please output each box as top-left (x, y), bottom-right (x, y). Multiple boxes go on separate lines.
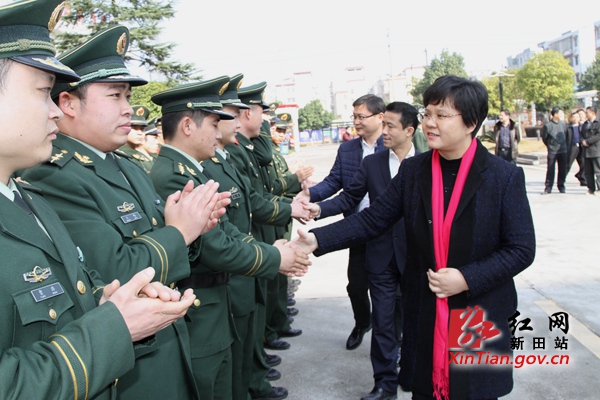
top-left (493, 109), bottom-right (521, 165)
top-left (581, 106), bottom-right (600, 195)
top-left (542, 107), bottom-right (567, 194)
top-left (566, 110), bottom-right (586, 186)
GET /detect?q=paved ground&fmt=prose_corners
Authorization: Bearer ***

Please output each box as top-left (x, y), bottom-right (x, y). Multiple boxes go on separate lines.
top-left (271, 140), bottom-right (600, 400)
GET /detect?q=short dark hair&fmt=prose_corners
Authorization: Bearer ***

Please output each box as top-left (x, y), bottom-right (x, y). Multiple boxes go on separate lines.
top-left (0, 58), bottom-right (14, 93)
top-left (59, 83), bottom-right (89, 108)
top-left (550, 107), bottom-right (562, 116)
top-left (161, 110), bottom-right (209, 141)
top-left (586, 106), bottom-right (597, 115)
top-left (576, 108), bottom-right (585, 114)
top-left (500, 109), bottom-right (510, 116)
top-left (386, 102), bottom-right (419, 130)
top-left (422, 75), bottom-right (488, 138)
top-left (353, 94), bottom-right (386, 114)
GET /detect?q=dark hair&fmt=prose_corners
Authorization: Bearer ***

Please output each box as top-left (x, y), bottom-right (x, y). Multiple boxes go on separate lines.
top-left (161, 110), bottom-right (208, 141)
top-left (586, 106), bottom-right (597, 114)
top-left (0, 58), bottom-right (14, 93)
top-left (422, 75), bottom-right (488, 138)
top-left (385, 101), bottom-right (419, 130)
top-left (500, 109), bottom-right (510, 116)
top-left (550, 107), bottom-right (562, 116)
top-left (59, 83), bottom-right (89, 108)
top-left (353, 94), bottom-right (386, 114)
top-left (576, 109), bottom-right (585, 114)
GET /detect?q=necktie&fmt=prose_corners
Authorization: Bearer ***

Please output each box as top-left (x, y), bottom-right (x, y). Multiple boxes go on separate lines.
top-left (106, 152), bottom-right (121, 172)
top-left (13, 190), bottom-right (36, 220)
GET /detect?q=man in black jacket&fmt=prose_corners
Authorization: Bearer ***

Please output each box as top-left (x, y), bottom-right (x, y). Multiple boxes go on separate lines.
top-left (542, 107), bottom-right (567, 194)
top-left (581, 106), bottom-right (600, 194)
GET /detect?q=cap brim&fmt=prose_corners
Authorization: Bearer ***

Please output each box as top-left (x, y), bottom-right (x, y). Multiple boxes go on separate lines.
top-left (259, 102), bottom-right (271, 110)
top-left (93, 74), bottom-right (148, 86)
top-left (131, 121), bottom-right (149, 127)
top-left (199, 108), bottom-right (235, 120)
top-left (11, 55), bottom-right (80, 83)
top-left (224, 101), bottom-right (250, 109)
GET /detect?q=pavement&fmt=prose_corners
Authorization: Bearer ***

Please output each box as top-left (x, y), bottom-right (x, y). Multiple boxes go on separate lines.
top-left (270, 140), bottom-right (600, 400)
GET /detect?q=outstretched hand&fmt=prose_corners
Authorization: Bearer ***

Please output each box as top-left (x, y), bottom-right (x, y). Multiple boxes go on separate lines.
top-left (290, 229), bottom-right (318, 255)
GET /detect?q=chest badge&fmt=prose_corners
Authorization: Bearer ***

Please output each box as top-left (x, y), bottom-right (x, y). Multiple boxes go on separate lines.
top-left (117, 202), bottom-right (136, 213)
top-left (23, 266), bottom-right (52, 283)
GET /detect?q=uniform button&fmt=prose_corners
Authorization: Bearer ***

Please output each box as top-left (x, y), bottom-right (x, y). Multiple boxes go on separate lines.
top-left (152, 218), bottom-right (157, 226)
top-left (77, 280), bottom-right (86, 294)
top-left (250, 213), bottom-right (252, 218)
top-left (133, 230), bottom-right (138, 237)
top-left (49, 309), bottom-right (57, 319)
top-left (194, 299), bottom-right (201, 307)
top-left (236, 202), bottom-right (239, 207)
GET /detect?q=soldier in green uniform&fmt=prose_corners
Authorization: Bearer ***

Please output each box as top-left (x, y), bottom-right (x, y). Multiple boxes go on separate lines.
top-left (143, 118), bottom-right (162, 157)
top-left (0, 1), bottom-right (212, 398)
top-left (23, 25), bottom-right (231, 400)
top-left (201, 74), bottom-right (311, 399)
top-left (149, 76), bottom-right (310, 400)
top-left (226, 82), bottom-right (298, 400)
top-left (119, 105), bottom-right (156, 173)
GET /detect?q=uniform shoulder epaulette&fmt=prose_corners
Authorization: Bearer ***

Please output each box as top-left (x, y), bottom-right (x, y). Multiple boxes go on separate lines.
top-left (210, 157), bottom-right (220, 163)
top-left (114, 149), bottom-right (132, 159)
top-left (47, 149), bottom-right (74, 168)
top-left (174, 162), bottom-right (198, 177)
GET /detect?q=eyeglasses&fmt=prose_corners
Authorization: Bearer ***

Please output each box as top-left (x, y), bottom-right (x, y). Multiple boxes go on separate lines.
top-left (350, 113), bottom-right (378, 121)
top-left (418, 112), bottom-right (462, 123)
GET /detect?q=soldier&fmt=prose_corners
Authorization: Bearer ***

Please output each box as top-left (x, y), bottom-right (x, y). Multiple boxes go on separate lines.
top-left (143, 117), bottom-right (161, 156)
top-left (23, 25), bottom-right (231, 400)
top-left (0, 1), bottom-right (213, 398)
top-left (226, 82), bottom-right (306, 400)
top-left (119, 105), bottom-right (156, 173)
top-left (149, 76), bottom-right (311, 400)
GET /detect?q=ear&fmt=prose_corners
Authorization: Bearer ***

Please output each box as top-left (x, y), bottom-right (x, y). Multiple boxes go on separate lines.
top-left (406, 126), bottom-right (415, 137)
top-left (57, 92), bottom-right (77, 117)
top-left (180, 116), bottom-right (195, 137)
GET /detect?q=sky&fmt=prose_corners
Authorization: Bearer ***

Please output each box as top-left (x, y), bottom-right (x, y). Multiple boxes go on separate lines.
top-left (157, 0), bottom-right (600, 86)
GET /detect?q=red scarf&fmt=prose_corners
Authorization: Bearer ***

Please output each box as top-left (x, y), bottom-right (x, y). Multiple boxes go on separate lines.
top-left (431, 138), bottom-right (477, 400)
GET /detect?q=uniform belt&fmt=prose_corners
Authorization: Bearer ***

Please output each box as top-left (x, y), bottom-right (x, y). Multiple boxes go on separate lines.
top-left (177, 272), bottom-right (230, 289)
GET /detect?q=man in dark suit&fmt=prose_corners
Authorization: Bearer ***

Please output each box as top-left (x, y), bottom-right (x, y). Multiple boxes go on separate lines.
top-left (294, 76), bottom-right (535, 400)
top-left (581, 106), bottom-right (600, 194)
top-left (306, 102), bottom-right (420, 400)
top-left (297, 94), bottom-right (386, 350)
top-left (566, 110), bottom-right (586, 186)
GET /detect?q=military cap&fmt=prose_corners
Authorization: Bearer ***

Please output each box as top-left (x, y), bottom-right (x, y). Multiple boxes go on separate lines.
top-left (131, 105), bottom-right (150, 126)
top-left (0, 0), bottom-right (79, 82)
top-left (144, 123), bottom-right (159, 136)
top-left (52, 25), bottom-right (147, 97)
top-left (238, 82), bottom-right (270, 110)
top-left (276, 113), bottom-right (292, 129)
top-left (151, 76), bottom-right (234, 120)
top-left (219, 73), bottom-right (249, 109)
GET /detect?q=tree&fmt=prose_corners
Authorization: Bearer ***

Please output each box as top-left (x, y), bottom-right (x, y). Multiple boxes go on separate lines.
top-left (54, 0), bottom-right (197, 83)
top-left (298, 100), bottom-right (335, 131)
top-left (578, 51), bottom-right (600, 91)
top-left (481, 70), bottom-right (524, 117)
top-left (516, 51), bottom-right (575, 111)
top-left (410, 50), bottom-right (469, 104)
top-left (130, 81), bottom-right (174, 118)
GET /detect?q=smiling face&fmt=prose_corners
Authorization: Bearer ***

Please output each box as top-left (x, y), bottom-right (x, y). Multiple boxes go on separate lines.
top-left (0, 62), bottom-right (63, 182)
top-left (58, 82), bottom-right (133, 152)
top-left (422, 101), bottom-right (475, 160)
top-left (352, 104), bottom-right (383, 140)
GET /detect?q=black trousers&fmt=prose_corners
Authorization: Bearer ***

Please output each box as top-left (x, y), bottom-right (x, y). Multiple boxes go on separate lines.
top-left (545, 152), bottom-right (567, 191)
top-left (567, 144), bottom-right (586, 184)
top-left (584, 157), bottom-right (600, 193)
top-left (347, 244), bottom-right (371, 329)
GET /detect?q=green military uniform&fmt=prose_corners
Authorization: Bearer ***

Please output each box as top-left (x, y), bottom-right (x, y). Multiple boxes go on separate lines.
top-left (225, 83), bottom-right (292, 399)
top-left (23, 25), bottom-right (198, 400)
top-left (412, 126), bottom-right (429, 153)
top-left (0, 2), bottom-right (134, 398)
top-left (150, 77), bottom-right (287, 400)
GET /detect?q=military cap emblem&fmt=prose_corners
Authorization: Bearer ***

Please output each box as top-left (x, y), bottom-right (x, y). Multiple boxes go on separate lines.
top-left (117, 202), bottom-right (136, 213)
top-left (48, 2), bottom-right (66, 32)
top-left (74, 152), bottom-right (93, 164)
top-left (136, 107), bottom-right (145, 116)
top-left (116, 32), bottom-right (127, 55)
top-left (281, 114), bottom-right (288, 121)
top-left (219, 82), bottom-right (230, 96)
top-left (23, 266), bottom-right (52, 283)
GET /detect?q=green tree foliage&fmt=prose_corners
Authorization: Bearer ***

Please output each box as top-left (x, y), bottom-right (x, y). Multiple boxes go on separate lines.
top-left (481, 70), bottom-right (524, 116)
top-left (54, 0), bottom-right (197, 83)
top-left (578, 51), bottom-right (600, 91)
top-left (516, 51), bottom-right (575, 111)
top-left (410, 50), bottom-right (469, 103)
top-left (130, 81), bottom-right (174, 118)
top-left (298, 100), bottom-right (335, 131)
